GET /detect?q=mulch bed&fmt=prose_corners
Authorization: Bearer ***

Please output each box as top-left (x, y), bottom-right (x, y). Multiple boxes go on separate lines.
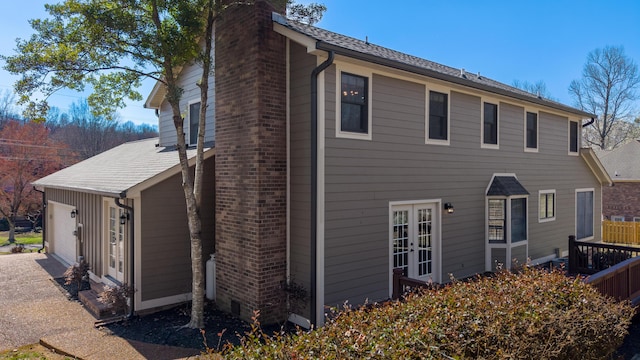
top-left (100, 303), bottom-right (289, 351)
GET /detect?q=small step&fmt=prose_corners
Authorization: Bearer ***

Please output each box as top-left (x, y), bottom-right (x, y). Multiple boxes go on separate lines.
top-left (78, 288), bottom-right (113, 319)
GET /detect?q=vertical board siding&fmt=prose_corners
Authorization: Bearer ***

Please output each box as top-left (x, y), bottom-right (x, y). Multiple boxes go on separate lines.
top-left (140, 157), bottom-right (215, 301)
top-left (158, 58), bottom-right (216, 147)
top-left (45, 188), bottom-right (104, 277)
top-left (288, 43), bottom-right (315, 318)
top-left (322, 71), bottom-right (601, 307)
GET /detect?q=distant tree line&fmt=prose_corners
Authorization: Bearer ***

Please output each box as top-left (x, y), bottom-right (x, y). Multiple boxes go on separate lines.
top-left (46, 100), bottom-right (158, 160)
top-left (0, 94), bottom-right (157, 239)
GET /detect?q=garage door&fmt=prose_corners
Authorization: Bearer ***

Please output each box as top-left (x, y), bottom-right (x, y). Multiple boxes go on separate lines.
top-left (49, 201), bottom-right (77, 266)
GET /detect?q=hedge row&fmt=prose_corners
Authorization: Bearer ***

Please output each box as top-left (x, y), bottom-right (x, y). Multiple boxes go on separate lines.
top-left (208, 267), bottom-right (634, 359)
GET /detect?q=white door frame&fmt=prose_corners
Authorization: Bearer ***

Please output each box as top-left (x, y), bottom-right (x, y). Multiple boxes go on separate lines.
top-left (104, 198), bottom-right (125, 282)
top-left (48, 201), bottom-right (78, 266)
top-left (388, 199), bottom-right (442, 297)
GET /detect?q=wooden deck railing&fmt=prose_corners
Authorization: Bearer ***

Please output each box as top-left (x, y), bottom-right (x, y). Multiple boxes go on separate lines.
top-left (391, 268), bottom-right (436, 300)
top-left (602, 220), bottom-right (640, 245)
top-left (586, 256), bottom-right (640, 306)
top-left (568, 235), bottom-right (640, 275)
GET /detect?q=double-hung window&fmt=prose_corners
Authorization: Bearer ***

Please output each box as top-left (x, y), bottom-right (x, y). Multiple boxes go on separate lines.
top-left (482, 102), bottom-right (498, 147)
top-left (539, 190), bottom-right (556, 222)
top-left (336, 69), bottom-right (372, 140)
top-left (427, 90), bottom-right (449, 144)
top-left (569, 120), bottom-right (579, 154)
top-left (525, 111), bottom-right (538, 151)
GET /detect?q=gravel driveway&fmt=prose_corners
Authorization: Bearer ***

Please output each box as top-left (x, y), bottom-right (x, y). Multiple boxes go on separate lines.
top-left (0, 253), bottom-right (95, 351)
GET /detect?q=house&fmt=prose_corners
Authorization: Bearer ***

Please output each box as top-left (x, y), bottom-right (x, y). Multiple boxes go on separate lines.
top-left (598, 139), bottom-right (640, 221)
top-left (35, 0), bottom-right (611, 327)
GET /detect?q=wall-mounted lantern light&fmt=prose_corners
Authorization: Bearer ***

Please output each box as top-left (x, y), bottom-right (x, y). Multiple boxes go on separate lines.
top-left (444, 203), bottom-right (454, 214)
top-left (70, 209), bottom-right (78, 218)
top-left (120, 212), bottom-right (129, 225)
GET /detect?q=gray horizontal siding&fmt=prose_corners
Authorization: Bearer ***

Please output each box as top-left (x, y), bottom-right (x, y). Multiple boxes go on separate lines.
top-left (158, 60), bottom-right (216, 147)
top-left (288, 42), bottom-right (315, 318)
top-left (139, 157), bottom-right (215, 302)
top-left (322, 70), bottom-right (601, 307)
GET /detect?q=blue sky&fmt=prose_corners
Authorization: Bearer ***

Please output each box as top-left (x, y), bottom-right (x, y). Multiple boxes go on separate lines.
top-left (0, 0), bottom-right (639, 125)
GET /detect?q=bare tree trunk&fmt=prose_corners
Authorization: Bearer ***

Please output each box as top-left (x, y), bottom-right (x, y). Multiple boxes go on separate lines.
top-left (7, 219), bottom-right (15, 243)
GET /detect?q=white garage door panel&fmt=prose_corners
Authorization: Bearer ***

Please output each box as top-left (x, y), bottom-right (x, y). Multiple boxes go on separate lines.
top-left (50, 202), bottom-right (77, 266)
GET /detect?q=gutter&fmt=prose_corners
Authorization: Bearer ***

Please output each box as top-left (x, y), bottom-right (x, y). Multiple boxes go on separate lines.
top-left (314, 42), bottom-right (596, 119)
top-left (115, 195), bottom-right (135, 317)
top-left (34, 188), bottom-right (46, 253)
top-left (310, 50), bottom-right (334, 327)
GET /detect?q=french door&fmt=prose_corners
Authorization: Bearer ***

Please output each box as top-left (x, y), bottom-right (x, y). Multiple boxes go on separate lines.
top-left (107, 205), bottom-right (125, 281)
top-left (391, 203), bottom-right (439, 281)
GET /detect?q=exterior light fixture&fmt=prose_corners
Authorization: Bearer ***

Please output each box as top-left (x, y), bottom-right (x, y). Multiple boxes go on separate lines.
top-left (70, 209), bottom-right (78, 218)
top-left (444, 203), bottom-right (454, 214)
top-left (120, 212), bottom-right (129, 225)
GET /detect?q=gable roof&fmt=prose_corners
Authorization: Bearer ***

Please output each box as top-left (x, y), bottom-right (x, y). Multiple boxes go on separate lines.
top-left (598, 140), bottom-right (640, 181)
top-left (487, 176), bottom-right (529, 196)
top-left (33, 138), bottom-right (214, 198)
top-left (272, 13), bottom-right (594, 119)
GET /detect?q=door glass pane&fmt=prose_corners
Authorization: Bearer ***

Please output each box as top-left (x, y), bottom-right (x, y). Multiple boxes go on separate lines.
top-left (109, 207), bottom-right (116, 268)
top-left (392, 210), bottom-right (409, 274)
top-left (416, 207), bottom-right (432, 277)
top-left (118, 210), bottom-right (124, 273)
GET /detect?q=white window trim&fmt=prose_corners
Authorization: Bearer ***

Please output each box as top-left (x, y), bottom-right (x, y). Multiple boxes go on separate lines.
top-left (568, 119), bottom-right (580, 156)
top-left (538, 189), bottom-right (556, 223)
top-left (186, 99), bottom-right (201, 146)
top-left (524, 109), bottom-right (539, 153)
top-left (575, 188), bottom-right (595, 241)
top-left (481, 98), bottom-right (500, 149)
top-left (611, 215), bottom-right (625, 222)
top-left (485, 194), bottom-right (529, 271)
top-left (388, 199), bottom-right (442, 297)
top-left (335, 64), bottom-right (373, 140)
top-left (633, 217), bottom-right (640, 222)
top-left (425, 83), bottom-right (451, 146)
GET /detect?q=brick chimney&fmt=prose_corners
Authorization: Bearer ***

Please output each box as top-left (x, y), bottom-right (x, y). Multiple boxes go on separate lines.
top-left (214, 0), bottom-right (288, 324)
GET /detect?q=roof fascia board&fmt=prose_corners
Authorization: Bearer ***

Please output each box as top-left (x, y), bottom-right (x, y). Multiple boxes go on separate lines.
top-left (315, 42), bottom-right (594, 119)
top-left (35, 184), bottom-right (124, 198)
top-left (144, 81), bottom-right (164, 109)
top-left (581, 148), bottom-right (613, 186)
top-left (127, 147), bottom-right (216, 197)
top-left (273, 22), bottom-right (318, 53)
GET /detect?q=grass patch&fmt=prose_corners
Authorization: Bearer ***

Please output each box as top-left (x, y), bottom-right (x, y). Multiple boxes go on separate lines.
top-left (0, 231), bottom-right (42, 246)
top-left (0, 343), bottom-right (73, 359)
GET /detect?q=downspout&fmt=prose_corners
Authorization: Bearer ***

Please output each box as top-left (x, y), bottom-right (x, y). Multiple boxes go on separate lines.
top-left (310, 50), bottom-right (334, 327)
top-left (35, 189), bottom-right (45, 253)
top-left (583, 117), bottom-right (595, 127)
top-left (115, 194), bottom-right (135, 317)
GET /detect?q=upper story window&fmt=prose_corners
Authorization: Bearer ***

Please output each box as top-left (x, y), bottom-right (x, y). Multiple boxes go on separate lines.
top-left (569, 120), bottom-right (579, 154)
top-left (336, 68), bottom-right (372, 140)
top-left (525, 111), bottom-right (538, 151)
top-left (188, 101), bottom-right (200, 146)
top-left (539, 190), bottom-right (556, 222)
top-left (482, 101), bottom-right (499, 148)
top-left (427, 90), bottom-right (449, 144)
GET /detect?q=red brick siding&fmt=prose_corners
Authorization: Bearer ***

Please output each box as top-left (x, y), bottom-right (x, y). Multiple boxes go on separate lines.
top-left (214, 0), bottom-right (287, 324)
top-left (603, 182), bottom-right (640, 221)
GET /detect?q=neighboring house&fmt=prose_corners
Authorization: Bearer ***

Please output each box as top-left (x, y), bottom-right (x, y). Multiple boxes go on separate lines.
top-left (35, 1), bottom-right (611, 327)
top-left (598, 140), bottom-right (640, 221)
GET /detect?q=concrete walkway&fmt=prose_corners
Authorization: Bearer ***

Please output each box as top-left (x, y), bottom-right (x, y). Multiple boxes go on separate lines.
top-left (0, 253), bottom-right (199, 359)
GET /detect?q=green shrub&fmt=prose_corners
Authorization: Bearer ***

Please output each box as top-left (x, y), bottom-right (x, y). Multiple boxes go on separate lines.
top-left (208, 267), bottom-right (634, 360)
